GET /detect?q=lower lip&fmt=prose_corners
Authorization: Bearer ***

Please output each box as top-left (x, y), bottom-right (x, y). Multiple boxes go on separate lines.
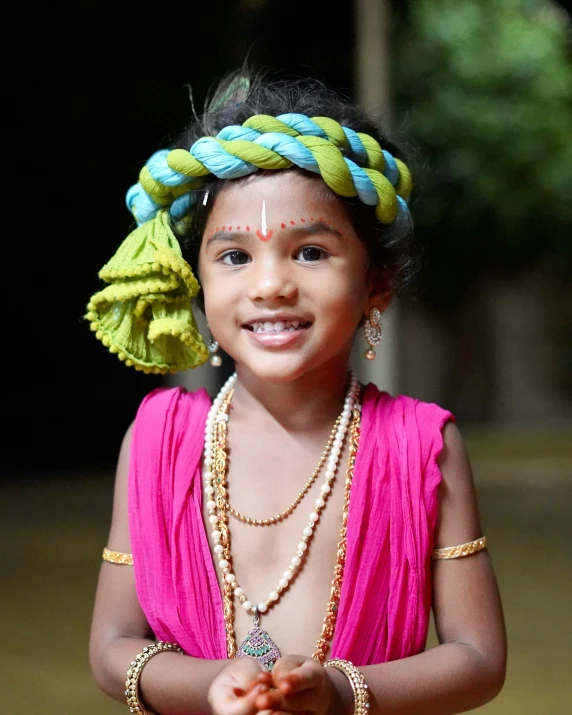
top-left (244, 327), bottom-right (310, 348)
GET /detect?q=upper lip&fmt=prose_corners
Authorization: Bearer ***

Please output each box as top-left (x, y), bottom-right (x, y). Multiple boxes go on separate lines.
top-left (242, 313), bottom-right (312, 327)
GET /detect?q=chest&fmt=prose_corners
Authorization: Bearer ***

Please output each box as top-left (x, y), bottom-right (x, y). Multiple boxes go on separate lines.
top-left (202, 427), bottom-right (353, 658)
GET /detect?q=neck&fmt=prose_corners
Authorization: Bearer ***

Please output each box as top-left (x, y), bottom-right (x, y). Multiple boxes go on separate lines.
top-left (230, 356), bottom-right (355, 433)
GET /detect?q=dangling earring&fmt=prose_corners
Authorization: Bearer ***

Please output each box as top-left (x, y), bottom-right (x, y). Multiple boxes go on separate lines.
top-left (363, 308), bottom-right (382, 360)
top-left (207, 333), bottom-right (222, 367)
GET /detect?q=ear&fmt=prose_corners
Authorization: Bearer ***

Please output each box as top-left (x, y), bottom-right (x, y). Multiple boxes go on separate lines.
top-left (365, 267), bottom-right (392, 315)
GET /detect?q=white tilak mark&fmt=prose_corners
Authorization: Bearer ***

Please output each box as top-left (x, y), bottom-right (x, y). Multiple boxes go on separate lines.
top-left (203, 190), bottom-right (209, 206)
top-left (261, 199), bottom-right (267, 236)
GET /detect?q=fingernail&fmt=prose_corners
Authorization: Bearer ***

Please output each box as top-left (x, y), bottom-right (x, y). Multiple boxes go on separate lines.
top-left (233, 687), bottom-right (245, 696)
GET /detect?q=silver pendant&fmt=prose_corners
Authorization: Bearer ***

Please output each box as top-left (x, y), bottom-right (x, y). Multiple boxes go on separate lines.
top-left (235, 612), bottom-right (281, 671)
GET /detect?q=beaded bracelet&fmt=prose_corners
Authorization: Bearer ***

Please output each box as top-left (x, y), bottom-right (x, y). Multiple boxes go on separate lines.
top-left (324, 658), bottom-right (369, 714)
top-left (125, 641), bottom-right (184, 714)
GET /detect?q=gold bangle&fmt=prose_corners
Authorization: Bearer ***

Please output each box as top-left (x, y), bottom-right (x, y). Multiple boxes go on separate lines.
top-left (125, 641), bottom-right (184, 714)
top-left (102, 547), bottom-right (133, 565)
top-left (324, 658), bottom-right (369, 715)
top-left (432, 536), bottom-right (487, 560)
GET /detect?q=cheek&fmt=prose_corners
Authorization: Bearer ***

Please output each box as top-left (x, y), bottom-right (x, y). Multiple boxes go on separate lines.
top-left (318, 259), bottom-right (369, 306)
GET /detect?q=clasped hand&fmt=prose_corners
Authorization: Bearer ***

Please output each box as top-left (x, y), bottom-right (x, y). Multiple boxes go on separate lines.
top-left (208, 654), bottom-right (338, 715)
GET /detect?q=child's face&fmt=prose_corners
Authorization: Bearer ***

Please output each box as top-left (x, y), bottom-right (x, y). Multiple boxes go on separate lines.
top-left (198, 170), bottom-right (378, 383)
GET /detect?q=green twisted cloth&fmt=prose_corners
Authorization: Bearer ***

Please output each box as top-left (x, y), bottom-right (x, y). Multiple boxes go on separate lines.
top-left (86, 210), bottom-right (207, 374)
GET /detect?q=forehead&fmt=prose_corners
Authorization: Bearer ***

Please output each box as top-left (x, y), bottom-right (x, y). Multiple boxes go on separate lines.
top-left (208, 170), bottom-right (342, 220)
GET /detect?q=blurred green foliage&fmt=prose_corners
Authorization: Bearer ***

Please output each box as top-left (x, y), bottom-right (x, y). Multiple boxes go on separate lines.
top-left (391, 0), bottom-right (572, 310)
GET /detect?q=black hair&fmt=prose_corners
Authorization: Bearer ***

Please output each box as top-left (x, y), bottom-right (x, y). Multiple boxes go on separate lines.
top-left (174, 70), bottom-right (421, 300)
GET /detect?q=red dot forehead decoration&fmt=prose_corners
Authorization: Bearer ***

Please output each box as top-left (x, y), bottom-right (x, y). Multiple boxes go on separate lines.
top-left (208, 217), bottom-right (344, 241)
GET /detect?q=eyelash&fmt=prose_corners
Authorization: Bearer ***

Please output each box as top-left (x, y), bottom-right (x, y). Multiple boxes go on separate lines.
top-left (219, 246), bottom-right (330, 266)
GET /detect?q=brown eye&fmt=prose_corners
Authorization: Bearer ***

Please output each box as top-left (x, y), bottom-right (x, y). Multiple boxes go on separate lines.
top-left (221, 250), bottom-right (250, 266)
top-left (297, 246), bottom-right (327, 262)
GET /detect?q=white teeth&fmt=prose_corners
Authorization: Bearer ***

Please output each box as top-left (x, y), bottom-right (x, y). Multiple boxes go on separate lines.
top-left (249, 320), bottom-right (306, 332)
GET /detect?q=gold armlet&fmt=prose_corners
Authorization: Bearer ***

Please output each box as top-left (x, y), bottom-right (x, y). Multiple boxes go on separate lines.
top-left (324, 659), bottom-right (369, 715)
top-left (432, 536), bottom-right (487, 560)
top-left (125, 641), bottom-right (184, 714)
top-left (102, 547), bottom-right (133, 565)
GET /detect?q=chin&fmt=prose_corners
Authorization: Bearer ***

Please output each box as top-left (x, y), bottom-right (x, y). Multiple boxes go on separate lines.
top-left (235, 355), bottom-right (317, 385)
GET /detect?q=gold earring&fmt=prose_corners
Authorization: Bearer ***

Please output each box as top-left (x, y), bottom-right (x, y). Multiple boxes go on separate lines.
top-left (363, 308), bottom-right (382, 360)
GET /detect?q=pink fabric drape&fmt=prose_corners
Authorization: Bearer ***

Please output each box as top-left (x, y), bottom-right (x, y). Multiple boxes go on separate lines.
top-left (129, 383), bottom-right (453, 664)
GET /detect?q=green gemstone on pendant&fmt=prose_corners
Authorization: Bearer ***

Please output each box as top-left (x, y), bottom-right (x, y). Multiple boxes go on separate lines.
top-left (236, 623), bottom-right (281, 671)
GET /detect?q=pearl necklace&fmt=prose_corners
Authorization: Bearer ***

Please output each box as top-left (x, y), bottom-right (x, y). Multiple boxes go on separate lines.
top-left (202, 372), bottom-right (360, 669)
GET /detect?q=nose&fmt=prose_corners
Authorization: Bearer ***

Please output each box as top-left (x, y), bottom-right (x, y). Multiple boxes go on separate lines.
top-left (247, 256), bottom-right (298, 303)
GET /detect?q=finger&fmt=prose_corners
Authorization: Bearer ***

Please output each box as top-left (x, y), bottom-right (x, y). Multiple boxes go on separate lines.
top-left (278, 670), bottom-right (319, 695)
top-left (275, 661), bottom-right (322, 695)
top-left (255, 687), bottom-right (316, 712)
top-left (271, 654), bottom-right (307, 681)
top-left (218, 682), bottom-right (270, 715)
top-left (241, 671), bottom-right (272, 695)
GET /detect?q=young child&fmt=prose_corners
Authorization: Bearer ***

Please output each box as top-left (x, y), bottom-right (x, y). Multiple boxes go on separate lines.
top-left (88, 72), bottom-right (506, 715)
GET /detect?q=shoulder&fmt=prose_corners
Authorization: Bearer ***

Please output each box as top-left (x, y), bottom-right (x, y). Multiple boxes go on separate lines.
top-left (363, 383), bottom-right (455, 440)
top-left (136, 385), bottom-right (210, 416)
top-left (362, 385), bottom-right (456, 497)
top-left (133, 385), bottom-right (211, 439)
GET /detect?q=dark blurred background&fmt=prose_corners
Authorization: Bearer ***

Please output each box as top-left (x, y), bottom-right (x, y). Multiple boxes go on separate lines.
top-left (3, 1), bottom-right (571, 713)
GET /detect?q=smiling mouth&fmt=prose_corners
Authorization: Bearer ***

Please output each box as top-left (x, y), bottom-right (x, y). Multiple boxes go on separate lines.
top-left (244, 320), bottom-right (312, 333)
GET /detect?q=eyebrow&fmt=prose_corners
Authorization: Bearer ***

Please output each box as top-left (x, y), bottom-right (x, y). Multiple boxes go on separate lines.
top-left (206, 230), bottom-right (250, 249)
top-left (289, 221), bottom-right (344, 240)
top-left (205, 220), bottom-right (343, 248)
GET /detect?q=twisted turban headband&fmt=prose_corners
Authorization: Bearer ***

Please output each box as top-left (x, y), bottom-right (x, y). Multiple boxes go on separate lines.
top-left (86, 113), bottom-right (413, 374)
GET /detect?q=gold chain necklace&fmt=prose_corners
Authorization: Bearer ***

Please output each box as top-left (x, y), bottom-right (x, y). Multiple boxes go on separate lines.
top-left (225, 414), bottom-right (342, 526)
top-left (208, 382), bottom-right (361, 665)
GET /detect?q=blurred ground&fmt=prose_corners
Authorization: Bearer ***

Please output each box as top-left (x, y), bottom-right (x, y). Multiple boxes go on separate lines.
top-left (2, 427), bottom-right (571, 714)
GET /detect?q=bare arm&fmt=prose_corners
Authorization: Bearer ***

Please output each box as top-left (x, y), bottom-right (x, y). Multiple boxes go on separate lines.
top-left (89, 423), bottom-right (229, 715)
top-left (354, 422), bottom-right (507, 715)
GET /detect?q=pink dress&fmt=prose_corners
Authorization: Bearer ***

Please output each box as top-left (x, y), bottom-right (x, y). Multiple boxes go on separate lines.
top-left (128, 383), bottom-right (453, 665)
